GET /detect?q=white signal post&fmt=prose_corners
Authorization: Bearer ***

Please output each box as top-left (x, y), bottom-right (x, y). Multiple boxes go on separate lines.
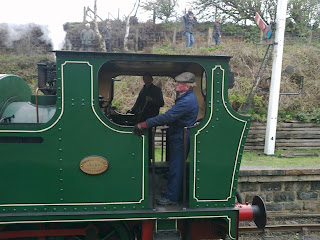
top-left (264, 0), bottom-right (288, 155)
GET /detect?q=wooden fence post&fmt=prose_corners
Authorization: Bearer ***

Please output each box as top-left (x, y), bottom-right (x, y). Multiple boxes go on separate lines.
top-left (172, 28), bottom-right (177, 50)
top-left (135, 29), bottom-right (139, 52)
top-left (309, 30), bottom-right (313, 46)
top-left (207, 27), bottom-right (213, 48)
top-left (83, 7), bottom-right (87, 22)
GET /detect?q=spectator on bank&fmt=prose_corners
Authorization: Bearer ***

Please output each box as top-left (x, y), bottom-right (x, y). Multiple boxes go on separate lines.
top-left (80, 23), bottom-right (95, 51)
top-left (183, 7), bottom-right (197, 48)
top-left (213, 18), bottom-right (222, 46)
top-left (102, 22), bottom-right (112, 52)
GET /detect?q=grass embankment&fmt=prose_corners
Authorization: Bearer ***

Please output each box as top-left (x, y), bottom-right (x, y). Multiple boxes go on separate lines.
top-left (0, 53), bottom-right (55, 92)
top-left (153, 40), bottom-right (320, 123)
top-left (242, 149), bottom-right (320, 167)
top-left (1, 40), bottom-right (319, 122)
top-left (1, 43), bottom-right (319, 168)
top-left (154, 149), bottom-right (320, 168)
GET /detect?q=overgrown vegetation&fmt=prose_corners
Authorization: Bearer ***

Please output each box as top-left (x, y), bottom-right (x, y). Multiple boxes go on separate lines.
top-left (0, 53), bottom-right (54, 91)
top-left (146, 39), bottom-right (320, 123)
top-left (0, 22), bottom-right (319, 123)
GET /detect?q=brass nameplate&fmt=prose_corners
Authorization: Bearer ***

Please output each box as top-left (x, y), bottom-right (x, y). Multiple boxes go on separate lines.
top-left (80, 156), bottom-right (109, 175)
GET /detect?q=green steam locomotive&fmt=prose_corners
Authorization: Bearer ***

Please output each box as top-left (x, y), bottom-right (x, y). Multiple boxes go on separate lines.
top-left (0, 51), bottom-right (266, 239)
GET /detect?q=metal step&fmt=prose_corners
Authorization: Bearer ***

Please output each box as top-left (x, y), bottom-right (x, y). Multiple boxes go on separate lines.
top-left (153, 219), bottom-right (181, 240)
top-left (153, 230), bottom-right (181, 240)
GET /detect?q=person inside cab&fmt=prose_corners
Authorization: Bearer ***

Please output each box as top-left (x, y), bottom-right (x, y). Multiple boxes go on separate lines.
top-left (127, 72), bottom-right (164, 122)
top-left (134, 72), bottom-right (199, 205)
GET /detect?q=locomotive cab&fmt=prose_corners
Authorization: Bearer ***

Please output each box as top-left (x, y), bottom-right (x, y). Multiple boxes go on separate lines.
top-left (96, 60), bottom-right (209, 210)
top-left (97, 60), bottom-right (207, 126)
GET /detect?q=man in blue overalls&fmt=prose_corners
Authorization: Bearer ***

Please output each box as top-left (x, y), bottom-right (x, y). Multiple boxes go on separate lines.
top-left (134, 72), bottom-right (199, 205)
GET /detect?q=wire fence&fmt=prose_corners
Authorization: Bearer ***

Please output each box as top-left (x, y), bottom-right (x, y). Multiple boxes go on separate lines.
top-left (1, 30), bottom-right (319, 53)
top-left (66, 30), bottom-right (320, 52)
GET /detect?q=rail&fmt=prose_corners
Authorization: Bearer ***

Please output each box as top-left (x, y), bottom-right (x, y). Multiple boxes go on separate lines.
top-left (239, 223), bottom-right (320, 234)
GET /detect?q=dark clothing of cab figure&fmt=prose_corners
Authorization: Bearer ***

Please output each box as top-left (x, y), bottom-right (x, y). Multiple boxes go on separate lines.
top-left (134, 72), bottom-right (199, 205)
top-left (129, 73), bottom-right (164, 162)
top-left (130, 73), bottom-right (164, 122)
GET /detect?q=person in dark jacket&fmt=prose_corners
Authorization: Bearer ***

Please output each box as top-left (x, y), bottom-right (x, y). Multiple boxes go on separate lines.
top-left (128, 73), bottom-right (164, 122)
top-left (183, 8), bottom-right (197, 48)
top-left (134, 72), bottom-right (199, 205)
top-left (129, 73), bottom-right (165, 163)
top-left (102, 22), bottom-right (112, 52)
top-left (213, 18), bottom-right (222, 46)
top-left (80, 23), bottom-right (95, 51)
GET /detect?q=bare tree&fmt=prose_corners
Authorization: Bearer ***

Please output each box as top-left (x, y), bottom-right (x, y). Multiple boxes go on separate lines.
top-left (142, 0), bottom-right (178, 23)
top-left (83, 0), bottom-right (105, 51)
top-left (192, 0), bottom-right (320, 34)
top-left (287, 0), bottom-right (320, 34)
top-left (124, 0), bottom-right (140, 51)
top-left (192, 0), bottom-right (277, 24)
top-left (93, 0), bottom-right (105, 51)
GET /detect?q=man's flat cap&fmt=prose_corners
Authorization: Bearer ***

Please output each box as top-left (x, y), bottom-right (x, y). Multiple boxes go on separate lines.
top-left (175, 72), bottom-right (195, 83)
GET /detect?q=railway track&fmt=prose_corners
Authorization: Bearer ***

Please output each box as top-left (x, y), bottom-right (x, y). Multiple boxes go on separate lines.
top-left (239, 223), bottom-right (320, 234)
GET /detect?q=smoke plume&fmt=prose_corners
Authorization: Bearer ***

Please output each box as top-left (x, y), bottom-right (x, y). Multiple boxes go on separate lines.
top-left (0, 23), bottom-right (53, 51)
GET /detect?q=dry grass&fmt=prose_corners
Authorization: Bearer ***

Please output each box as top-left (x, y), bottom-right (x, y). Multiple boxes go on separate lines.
top-left (1, 38), bottom-right (319, 122)
top-left (150, 38), bottom-right (320, 122)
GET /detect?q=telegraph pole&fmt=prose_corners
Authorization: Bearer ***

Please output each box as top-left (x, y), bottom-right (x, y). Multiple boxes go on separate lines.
top-left (264, 0), bottom-right (288, 155)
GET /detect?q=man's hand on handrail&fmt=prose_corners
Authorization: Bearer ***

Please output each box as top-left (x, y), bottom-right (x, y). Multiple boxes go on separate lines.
top-left (133, 122), bottom-right (147, 136)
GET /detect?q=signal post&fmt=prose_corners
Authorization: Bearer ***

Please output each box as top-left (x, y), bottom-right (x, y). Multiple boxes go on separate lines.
top-left (264, 0), bottom-right (288, 155)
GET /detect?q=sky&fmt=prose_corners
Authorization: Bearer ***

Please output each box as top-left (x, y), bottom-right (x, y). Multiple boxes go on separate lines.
top-left (1, 0), bottom-right (189, 50)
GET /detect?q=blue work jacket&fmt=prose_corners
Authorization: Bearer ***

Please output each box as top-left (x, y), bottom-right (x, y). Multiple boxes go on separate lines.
top-left (146, 90), bottom-right (198, 201)
top-left (146, 90), bottom-right (199, 137)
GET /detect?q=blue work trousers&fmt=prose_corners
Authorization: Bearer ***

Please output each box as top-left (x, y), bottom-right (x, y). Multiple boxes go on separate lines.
top-left (213, 35), bottom-right (220, 46)
top-left (105, 40), bottom-right (112, 52)
top-left (185, 32), bottom-right (194, 48)
top-left (166, 131), bottom-right (190, 201)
